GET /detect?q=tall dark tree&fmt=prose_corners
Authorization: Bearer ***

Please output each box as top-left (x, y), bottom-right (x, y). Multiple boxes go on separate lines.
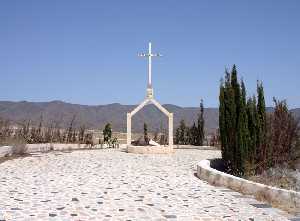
top-left (178, 120), bottom-right (187, 145)
top-left (246, 96), bottom-right (258, 171)
top-left (143, 122), bottom-right (149, 145)
top-left (67, 115), bottom-right (76, 143)
top-left (230, 65), bottom-right (243, 173)
top-left (174, 127), bottom-right (180, 145)
top-left (185, 127), bottom-right (192, 145)
top-left (196, 99), bottom-right (205, 146)
top-left (190, 122), bottom-right (198, 145)
top-left (219, 80), bottom-right (227, 159)
top-left (256, 81), bottom-right (267, 172)
top-left (37, 114), bottom-right (43, 143)
top-left (219, 65), bottom-right (250, 175)
top-left (236, 79), bottom-right (249, 174)
top-left (224, 68), bottom-right (237, 173)
top-left (78, 125), bottom-right (86, 144)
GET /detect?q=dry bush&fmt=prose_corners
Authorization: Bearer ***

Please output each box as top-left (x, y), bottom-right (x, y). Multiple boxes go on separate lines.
top-left (266, 99), bottom-right (300, 168)
top-left (9, 137), bottom-right (28, 155)
top-left (0, 118), bottom-right (12, 145)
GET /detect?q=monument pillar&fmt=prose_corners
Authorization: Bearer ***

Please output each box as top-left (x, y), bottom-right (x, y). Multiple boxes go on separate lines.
top-left (127, 113), bottom-right (131, 146)
top-left (168, 113), bottom-right (173, 147)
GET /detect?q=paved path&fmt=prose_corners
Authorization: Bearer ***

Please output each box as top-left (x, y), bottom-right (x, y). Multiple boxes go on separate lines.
top-left (0, 149), bottom-right (293, 220)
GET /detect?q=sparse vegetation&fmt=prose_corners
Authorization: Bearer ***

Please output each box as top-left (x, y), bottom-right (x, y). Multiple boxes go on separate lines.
top-left (174, 100), bottom-right (205, 146)
top-left (0, 118), bottom-right (28, 155)
top-left (0, 114), bottom-right (96, 148)
top-left (10, 138), bottom-right (28, 155)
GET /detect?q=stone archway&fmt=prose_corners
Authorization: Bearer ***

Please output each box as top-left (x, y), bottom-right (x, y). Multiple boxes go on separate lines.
top-left (127, 96), bottom-right (173, 148)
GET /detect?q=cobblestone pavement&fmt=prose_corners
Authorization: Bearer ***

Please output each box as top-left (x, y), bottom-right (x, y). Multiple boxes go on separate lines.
top-left (0, 149), bottom-right (294, 220)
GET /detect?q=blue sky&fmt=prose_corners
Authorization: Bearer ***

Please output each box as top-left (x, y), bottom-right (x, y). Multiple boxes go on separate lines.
top-left (0, 0), bottom-right (299, 108)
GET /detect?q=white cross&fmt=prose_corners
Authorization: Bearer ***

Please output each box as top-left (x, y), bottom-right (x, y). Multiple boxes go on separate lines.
top-left (138, 42), bottom-right (162, 88)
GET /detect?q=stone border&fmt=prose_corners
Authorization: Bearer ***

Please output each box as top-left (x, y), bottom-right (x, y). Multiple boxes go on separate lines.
top-left (196, 159), bottom-right (300, 213)
top-left (0, 146), bottom-right (14, 158)
top-left (27, 143), bottom-right (95, 152)
top-left (0, 143), bottom-right (120, 158)
top-left (127, 145), bottom-right (174, 154)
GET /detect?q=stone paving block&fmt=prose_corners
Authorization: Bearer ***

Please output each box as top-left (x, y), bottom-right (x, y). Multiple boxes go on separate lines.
top-left (0, 149), bottom-right (295, 220)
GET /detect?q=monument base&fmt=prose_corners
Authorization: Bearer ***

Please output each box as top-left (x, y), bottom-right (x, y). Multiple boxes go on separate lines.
top-left (127, 145), bottom-right (174, 154)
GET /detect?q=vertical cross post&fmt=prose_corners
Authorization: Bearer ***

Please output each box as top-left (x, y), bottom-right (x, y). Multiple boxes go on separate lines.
top-left (138, 42), bottom-right (161, 91)
top-left (168, 113), bottom-right (173, 147)
top-left (148, 42), bottom-right (152, 88)
top-left (127, 113), bottom-right (131, 146)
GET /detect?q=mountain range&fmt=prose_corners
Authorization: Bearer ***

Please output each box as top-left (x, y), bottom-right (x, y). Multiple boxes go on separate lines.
top-left (0, 101), bottom-right (299, 134)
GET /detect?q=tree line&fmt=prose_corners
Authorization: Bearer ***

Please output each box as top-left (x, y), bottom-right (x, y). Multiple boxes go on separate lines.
top-left (174, 100), bottom-right (205, 145)
top-left (219, 65), bottom-right (300, 176)
top-left (0, 115), bottom-right (118, 147)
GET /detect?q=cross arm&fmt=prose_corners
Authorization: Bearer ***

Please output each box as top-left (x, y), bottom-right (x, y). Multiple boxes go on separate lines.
top-left (150, 99), bottom-right (170, 116)
top-left (130, 99), bottom-right (150, 116)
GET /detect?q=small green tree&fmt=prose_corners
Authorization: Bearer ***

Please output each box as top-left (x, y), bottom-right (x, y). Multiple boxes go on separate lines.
top-left (103, 123), bottom-right (112, 143)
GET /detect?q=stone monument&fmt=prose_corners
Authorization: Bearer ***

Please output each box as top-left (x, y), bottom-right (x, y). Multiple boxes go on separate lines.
top-left (126, 42), bottom-right (174, 154)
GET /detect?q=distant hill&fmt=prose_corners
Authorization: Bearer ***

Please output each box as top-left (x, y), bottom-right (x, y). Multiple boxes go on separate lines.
top-left (291, 108), bottom-right (300, 119)
top-left (0, 101), bottom-right (298, 133)
top-left (0, 101), bottom-right (218, 133)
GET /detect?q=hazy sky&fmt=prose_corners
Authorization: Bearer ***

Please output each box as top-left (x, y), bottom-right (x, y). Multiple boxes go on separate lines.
top-left (0, 0), bottom-right (299, 108)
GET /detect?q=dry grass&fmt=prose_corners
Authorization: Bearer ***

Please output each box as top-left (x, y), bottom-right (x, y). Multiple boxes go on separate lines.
top-left (247, 166), bottom-right (300, 192)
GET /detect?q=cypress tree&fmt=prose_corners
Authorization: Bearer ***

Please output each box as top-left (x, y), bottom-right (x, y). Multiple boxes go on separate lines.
top-left (230, 65), bottom-right (242, 174)
top-left (256, 81), bottom-right (267, 172)
top-left (246, 96), bottom-right (258, 173)
top-left (219, 80), bottom-right (227, 160)
top-left (178, 120), bottom-right (186, 145)
top-left (223, 69), bottom-right (234, 171)
top-left (225, 69), bottom-right (237, 173)
top-left (175, 127), bottom-right (180, 145)
top-left (197, 99), bottom-right (205, 146)
top-left (190, 122), bottom-right (198, 145)
top-left (236, 79), bottom-right (249, 175)
top-left (144, 123), bottom-right (149, 145)
top-left (185, 127), bottom-right (192, 145)
top-left (219, 66), bottom-right (269, 176)
top-left (219, 66), bottom-right (256, 175)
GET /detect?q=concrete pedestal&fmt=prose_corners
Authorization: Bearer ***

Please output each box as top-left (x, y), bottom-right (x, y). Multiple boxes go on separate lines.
top-left (127, 145), bottom-right (174, 154)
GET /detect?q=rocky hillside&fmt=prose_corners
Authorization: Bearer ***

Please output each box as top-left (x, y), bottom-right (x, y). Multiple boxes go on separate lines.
top-left (0, 101), bottom-right (298, 133)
